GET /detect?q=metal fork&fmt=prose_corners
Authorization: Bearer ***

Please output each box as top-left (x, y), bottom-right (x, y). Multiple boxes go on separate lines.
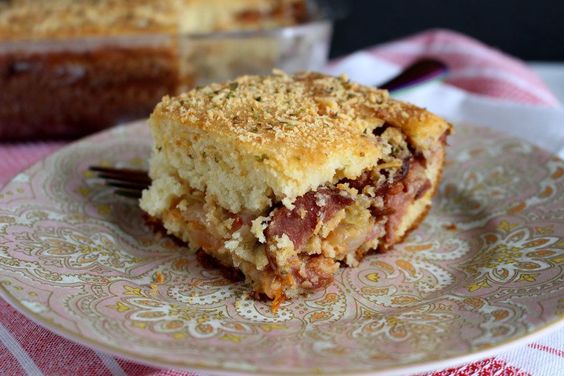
top-left (88, 166), bottom-right (149, 198)
top-left (89, 59), bottom-right (448, 197)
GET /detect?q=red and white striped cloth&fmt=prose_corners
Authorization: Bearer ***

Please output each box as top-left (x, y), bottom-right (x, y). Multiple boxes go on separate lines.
top-left (366, 29), bottom-right (560, 107)
top-left (0, 29), bottom-right (562, 376)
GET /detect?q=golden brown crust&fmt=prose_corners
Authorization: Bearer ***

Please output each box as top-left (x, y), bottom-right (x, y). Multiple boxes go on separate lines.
top-left (155, 71), bottom-right (451, 168)
top-left (153, 73), bottom-right (383, 173)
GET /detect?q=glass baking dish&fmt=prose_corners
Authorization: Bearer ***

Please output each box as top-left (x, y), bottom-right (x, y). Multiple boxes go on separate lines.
top-left (0, 2), bottom-right (334, 140)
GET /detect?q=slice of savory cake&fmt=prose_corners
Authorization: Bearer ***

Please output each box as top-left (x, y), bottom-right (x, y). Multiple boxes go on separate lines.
top-left (140, 71), bottom-right (451, 303)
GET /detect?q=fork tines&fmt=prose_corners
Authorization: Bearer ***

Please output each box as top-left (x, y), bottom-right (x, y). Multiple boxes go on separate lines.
top-left (88, 166), bottom-right (150, 198)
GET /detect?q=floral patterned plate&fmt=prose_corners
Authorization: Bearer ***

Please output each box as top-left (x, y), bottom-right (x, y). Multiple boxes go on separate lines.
top-left (0, 121), bottom-right (563, 376)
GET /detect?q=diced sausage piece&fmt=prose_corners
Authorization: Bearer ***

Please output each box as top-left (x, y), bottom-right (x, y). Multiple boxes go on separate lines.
top-left (266, 188), bottom-right (353, 251)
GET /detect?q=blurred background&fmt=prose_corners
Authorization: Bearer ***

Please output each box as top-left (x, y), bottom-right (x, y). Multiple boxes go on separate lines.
top-left (1, 0), bottom-right (563, 140)
top-left (331, 0), bottom-right (564, 61)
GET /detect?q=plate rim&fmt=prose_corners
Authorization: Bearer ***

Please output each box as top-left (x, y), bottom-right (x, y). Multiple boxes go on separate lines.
top-left (0, 120), bottom-right (563, 375)
top-left (1, 284), bottom-right (563, 376)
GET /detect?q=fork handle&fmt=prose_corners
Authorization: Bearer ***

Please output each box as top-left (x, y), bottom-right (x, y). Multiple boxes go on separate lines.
top-left (379, 58), bottom-right (449, 93)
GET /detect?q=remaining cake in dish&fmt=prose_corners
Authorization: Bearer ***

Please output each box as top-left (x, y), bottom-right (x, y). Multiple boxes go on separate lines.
top-left (0, 0), bottom-right (306, 39)
top-left (140, 71), bottom-right (451, 304)
top-left (0, 0), bottom-right (309, 139)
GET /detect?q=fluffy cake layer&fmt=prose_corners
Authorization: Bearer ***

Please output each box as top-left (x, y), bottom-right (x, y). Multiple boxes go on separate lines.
top-left (140, 71), bottom-right (451, 302)
top-left (0, 0), bottom-right (305, 40)
top-left (148, 71), bottom-right (449, 213)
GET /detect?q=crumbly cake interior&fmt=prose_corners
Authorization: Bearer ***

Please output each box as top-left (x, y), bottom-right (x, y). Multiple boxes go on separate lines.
top-left (140, 72), bottom-right (451, 303)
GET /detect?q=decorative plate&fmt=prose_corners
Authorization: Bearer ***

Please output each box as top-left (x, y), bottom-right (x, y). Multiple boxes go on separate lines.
top-left (0, 121), bottom-right (562, 376)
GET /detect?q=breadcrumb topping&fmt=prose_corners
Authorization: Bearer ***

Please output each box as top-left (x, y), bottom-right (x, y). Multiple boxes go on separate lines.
top-left (157, 71), bottom-right (396, 157)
